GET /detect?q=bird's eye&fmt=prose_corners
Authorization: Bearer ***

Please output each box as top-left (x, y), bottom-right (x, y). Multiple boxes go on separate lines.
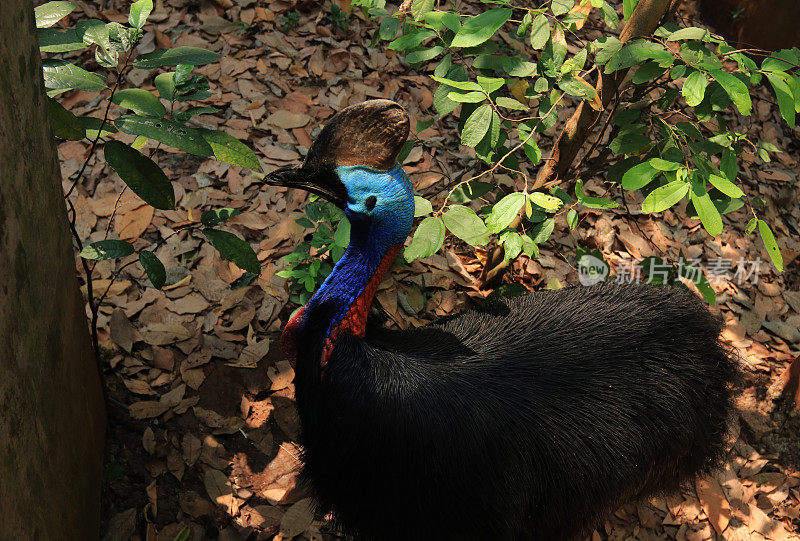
top-left (364, 195), bottom-right (377, 211)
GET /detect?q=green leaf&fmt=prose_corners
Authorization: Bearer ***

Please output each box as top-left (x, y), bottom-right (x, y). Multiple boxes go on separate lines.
top-left (495, 97), bottom-right (528, 110)
top-left (500, 231), bottom-right (523, 261)
top-left (766, 72), bottom-right (796, 127)
top-left (528, 192), bottom-right (563, 212)
top-left (641, 181), bottom-right (690, 213)
top-left (708, 174), bottom-right (744, 198)
top-left (133, 47), bottom-right (222, 69)
top-left (566, 208), bottom-right (579, 229)
top-left (720, 148), bottom-right (738, 182)
top-left (485, 192), bottom-right (525, 233)
top-left (154, 72), bottom-right (176, 101)
top-left (600, 1), bottom-right (619, 28)
top-left (575, 179), bottom-right (619, 209)
top-left (203, 229), bottom-right (261, 274)
top-left (477, 75), bottom-right (506, 94)
top-left (414, 196), bottom-right (433, 217)
top-left (48, 97), bottom-right (85, 140)
top-left (746, 217), bottom-right (757, 234)
top-left (37, 28), bottom-right (86, 52)
top-left (690, 179), bottom-right (723, 236)
top-left (682, 70), bottom-right (709, 107)
top-left (115, 115), bottom-right (212, 156)
top-left (173, 106), bottom-right (220, 122)
top-left (632, 61), bottom-right (667, 84)
top-left (388, 28), bottom-right (435, 51)
top-left (378, 16), bottom-right (400, 40)
top-left (551, 0), bottom-right (574, 16)
top-left (404, 217), bottom-right (445, 261)
top-left (79, 239), bottom-right (134, 260)
top-left (139, 250), bottom-right (166, 289)
top-left (709, 69), bottom-right (752, 116)
top-left (41, 60), bottom-right (107, 93)
top-left (201, 208), bottom-right (242, 227)
top-left (334, 217), bottom-right (351, 248)
top-left (448, 91), bottom-right (486, 103)
top-left (129, 0), bottom-right (153, 29)
top-left (529, 14), bottom-right (550, 50)
top-left (112, 89), bottom-right (166, 117)
top-left (757, 220), bottom-right (783, 271)
top-left (667, 27), bottom-right (710, 41)
top-left (430, 76), bottom-right (483, 92)
top-left (521, 134), bottom-right (541, 165)
top-left (35, 1), bottom-right (77, 28)
top-left (442, 205), bottom-right (490, 246)
top-left (648, 158), bottom-right (681, 171)
top-left (80, 116), bottom-right (118, 139)
top-left (451, 8), bottom-right (512, 48)
top-left (406, 46), bottom-right (444, 64)
top-left (593, 36), bottom-right (622, 65)
top-left (450, 181), bottom-right (493, 203)
top-left (197, 128), bottom-right (260, 169)
top-left (529, 218), bottom-right (555, 244)
top-left (621, 162), bottom-right (660, 190)
top-left (622, 0), bottom-right (639, 20)
top-left (104, 140), bottom-right (175, 210)
top-left (461, 104), bottom-right (493, 148)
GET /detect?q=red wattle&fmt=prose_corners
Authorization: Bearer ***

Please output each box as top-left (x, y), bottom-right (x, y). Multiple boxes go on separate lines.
top-left (321, 244), bottom-right (402, 368)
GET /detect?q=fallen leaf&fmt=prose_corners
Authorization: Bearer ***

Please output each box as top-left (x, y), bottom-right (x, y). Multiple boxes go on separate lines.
top-left (142, 427), bottom-right (156, 454)
top-left (267, 360), bottom-right (294, 390)
top-left (129, 400), bottom-right (169, 419)
top-left (696, 476), bottom-right (731, 535)
top-left (203, 468), bottom-right (238, 515)
top-left (117, 204), bottom-right (154, 241)
top-left (265, 110), bottom-right (310, 129)
top-left (229, 338), bottom-right (271, 368)
top-left (279, 497), bottom-right (314, 538)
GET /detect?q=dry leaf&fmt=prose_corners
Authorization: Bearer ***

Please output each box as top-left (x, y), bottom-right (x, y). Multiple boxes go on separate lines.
top-left (117, 204), bottom-right (154, 241)
top-left (146, 479), bottom-right (158, 516)
top-left (129, 400), bottom-right (169, 419)
top-left (272, 396), bottom-right (301, 441)
top-left (266, 110), bottom-right (310, 129)
top-left (280, 498), bottom-right (314, 538)
top-left (203, 468), bottom-right (238, 515)
top-left (159, 384), bottom-right (186, 408)
top-left (696, 476), bottom-right (731, 535)
top-left (110, 309), bottom-right (138, 353)
top-left (193, 406), bottom-right (245, 434)
top-left (182, 433), bottom-right (202, 466)
top-left (229, 338), bottom-right (271, 368)
top-left (81, 279), bottom-right (131, 299)
top-left (140, 323), bottom-right (193, 345)
top-left (142, 427), bottom-right (156, 454)
top-left (268, 360), bottom-right (295, 391)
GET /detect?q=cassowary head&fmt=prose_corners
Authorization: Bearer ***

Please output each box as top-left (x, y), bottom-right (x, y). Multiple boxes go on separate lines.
top-left (264, 100), bottom-right (415, 248)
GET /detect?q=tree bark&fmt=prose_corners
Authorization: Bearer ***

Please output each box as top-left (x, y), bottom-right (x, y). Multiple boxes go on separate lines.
top-left (0, 2), bottom-right (106, 539)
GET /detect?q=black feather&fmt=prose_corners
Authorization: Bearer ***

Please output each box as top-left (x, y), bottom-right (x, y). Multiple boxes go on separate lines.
top-left (292, 281), bottom-right (738, 540)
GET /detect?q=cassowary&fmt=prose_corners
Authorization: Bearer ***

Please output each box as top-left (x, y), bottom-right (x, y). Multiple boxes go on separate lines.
top-left (264, 99), bottom-right (739, 540)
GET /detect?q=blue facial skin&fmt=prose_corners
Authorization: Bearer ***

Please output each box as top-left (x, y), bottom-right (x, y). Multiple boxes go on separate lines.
top-left (301, 163), bottom-right (415, 337)
top-left (337, 164), bottom-right (415, 250)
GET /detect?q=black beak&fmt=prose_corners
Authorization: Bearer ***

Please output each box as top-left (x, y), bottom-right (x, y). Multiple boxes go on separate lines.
top-left (264, 166), bottom-right (348, 209)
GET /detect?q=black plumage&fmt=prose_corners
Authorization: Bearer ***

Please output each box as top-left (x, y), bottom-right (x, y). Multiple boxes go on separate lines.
top-left (263, 99), bottom-right (740, 540)
top-left (292, 282), bottom-right (737, 540)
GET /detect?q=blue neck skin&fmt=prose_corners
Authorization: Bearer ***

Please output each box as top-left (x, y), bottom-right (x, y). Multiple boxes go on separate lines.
top-left (302, 164), bottom-right (415, 336)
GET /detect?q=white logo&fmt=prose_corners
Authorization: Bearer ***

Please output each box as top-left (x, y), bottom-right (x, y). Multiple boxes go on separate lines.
top-left (578, 254), bottom-right (609, 286)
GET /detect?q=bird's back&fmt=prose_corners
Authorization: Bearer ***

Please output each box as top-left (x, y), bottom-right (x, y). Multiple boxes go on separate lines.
top-left (297, 282), bottom-right (738, 540)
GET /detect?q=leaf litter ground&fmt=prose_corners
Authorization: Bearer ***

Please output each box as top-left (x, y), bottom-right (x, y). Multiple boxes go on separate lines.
top-left (45, 0), bottom-right (800, 539)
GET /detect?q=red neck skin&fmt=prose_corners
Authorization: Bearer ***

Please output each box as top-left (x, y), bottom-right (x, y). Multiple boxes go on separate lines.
top-left (281, 243), bottom-right (402, 370)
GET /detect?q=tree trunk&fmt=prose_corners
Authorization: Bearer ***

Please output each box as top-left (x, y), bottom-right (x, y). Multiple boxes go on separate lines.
top-left (0, 2), bottom-right (106, 539)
